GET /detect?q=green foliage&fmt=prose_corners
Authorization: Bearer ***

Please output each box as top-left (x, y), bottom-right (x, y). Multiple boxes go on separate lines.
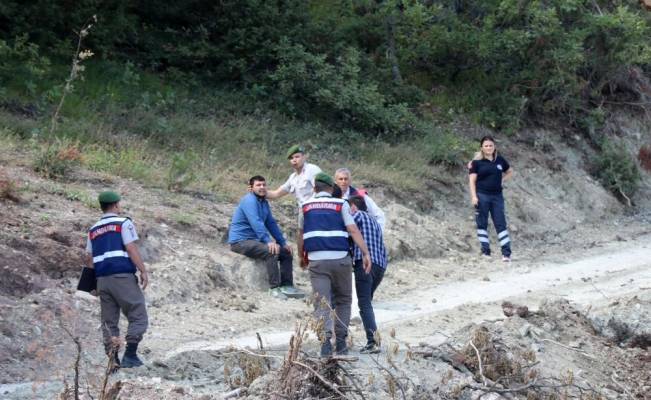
top-left (83, 144), bottom-right (157, 183)
top-left (398, 0), bottom-right (651, 130)
top-left (167, 151), bottom-right (197, 191)
top-left (33, 139), bottom-right (82, 179)
top-left (424, 130), bottom-right (475, 167)
top-left (594, 138), bottom-right (641, 203)
top-left (269, 40), bottom-right (418, 138)
top-left (4, 0), bottom-right (650, 137)
top-left (0, 35), bottom-right (51, 98)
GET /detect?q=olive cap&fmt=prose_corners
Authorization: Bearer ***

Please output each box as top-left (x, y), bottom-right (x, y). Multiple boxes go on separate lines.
top-left (314, 172), bottom-right (334, 187)
top-left (286, 144), bottom-right (305, 159)
top-left (98, 191), bottom-right (121, 204)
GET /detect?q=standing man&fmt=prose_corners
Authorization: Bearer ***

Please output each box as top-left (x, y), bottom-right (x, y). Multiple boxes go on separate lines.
top-left (348, 195), bottom-right (388, 354)
top-left (297, 172), bottom-right (371, 357)
top-left (229, 175), bottom-right (304, 299)
top-left (267, 145), bottom-right (322, 210)
top-left (334, 168), bottom-right (386, 230)
top-left (85, 191), bottom-right (149, 369)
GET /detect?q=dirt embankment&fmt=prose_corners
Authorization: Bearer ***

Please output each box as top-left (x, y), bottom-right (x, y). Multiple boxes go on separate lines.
top-left (0, 120), bottom-right (650, 399)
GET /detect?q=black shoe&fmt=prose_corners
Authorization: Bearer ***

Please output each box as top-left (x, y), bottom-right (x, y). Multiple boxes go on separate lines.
top-left (320, 341), bottom-right (333, 358)
top-left (121, 354), bottom-right (144, 368)
top-left (360, 343), bottom-right (381, 354)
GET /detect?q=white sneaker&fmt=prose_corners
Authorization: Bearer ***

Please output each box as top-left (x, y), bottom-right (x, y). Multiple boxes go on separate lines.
top-left (502, 256), bottom-right (511, 263)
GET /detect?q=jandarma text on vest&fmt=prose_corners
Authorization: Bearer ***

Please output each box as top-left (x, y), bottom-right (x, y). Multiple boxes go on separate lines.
top-left (89, 224), bottom-right (121, 240)
top-left (302, 202), bottom-right (342, 212)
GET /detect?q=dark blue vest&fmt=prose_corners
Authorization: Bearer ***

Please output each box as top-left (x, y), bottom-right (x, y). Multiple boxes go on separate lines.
top-left (302, 197), bottom-right (349, 252)
top-left (89, 216), bottom-right (136, 277)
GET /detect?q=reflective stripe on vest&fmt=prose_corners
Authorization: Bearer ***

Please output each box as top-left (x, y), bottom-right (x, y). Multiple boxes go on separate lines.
top-left (302, 197), bottom-right (349, 252)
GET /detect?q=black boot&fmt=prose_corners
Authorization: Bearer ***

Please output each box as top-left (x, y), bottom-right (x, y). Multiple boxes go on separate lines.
top-left (121, 342), bottom-right (144, 368)
top-left (335, 338), bottom-right (348, 356)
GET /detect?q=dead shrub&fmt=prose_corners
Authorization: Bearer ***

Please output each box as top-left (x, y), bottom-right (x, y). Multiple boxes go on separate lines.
top-left (224, 348), bottom-right (269, 389)
top-left (33, 141), bottom-right (83, 179)
top-left (462, 327), bottom-right (530, 386)
top-left (273, 321), bottom-right (361, 399)
top-left (0, 168), bottom-right (21, 202)
top-left (638, 145), bottom-right (651, 172)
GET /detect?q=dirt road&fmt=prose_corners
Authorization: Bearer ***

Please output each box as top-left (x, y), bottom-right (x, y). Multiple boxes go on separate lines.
top-left (164, 233), bottom-right (651, 359)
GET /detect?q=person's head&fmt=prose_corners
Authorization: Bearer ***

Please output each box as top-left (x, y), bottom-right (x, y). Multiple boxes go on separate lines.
top-left (479, 136), bottom-right (497, 159)
top-left (286, 145), bottom-right (306, 171)
top-left (314, 172), bottom-right (334, 194)
top-left (248, 175), bottom-right (267, 197)
top-left (334, 168), bottom-right (351, 192)
top-left (98, 191), bottom-right (121, 213)
top-left (348, 195), bottom-right (367, 213)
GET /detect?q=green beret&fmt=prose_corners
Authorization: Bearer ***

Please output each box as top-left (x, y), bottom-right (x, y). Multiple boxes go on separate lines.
top-left (314, 172), bottom-right (334, 187)
top-left (286, 144), bottom-right (305, 159)
top-left (98, 191), bottom-right (121, 204)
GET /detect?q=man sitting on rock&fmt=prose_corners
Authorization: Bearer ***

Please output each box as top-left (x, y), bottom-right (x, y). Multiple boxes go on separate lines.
top-left (228, 175), bottom-right (304, 300)
top-left (84, 191), bottom-right (149, 369)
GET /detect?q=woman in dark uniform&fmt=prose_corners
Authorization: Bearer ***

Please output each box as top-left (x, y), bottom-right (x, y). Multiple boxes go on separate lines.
top-left (468, 136), bottom-right (514, 262)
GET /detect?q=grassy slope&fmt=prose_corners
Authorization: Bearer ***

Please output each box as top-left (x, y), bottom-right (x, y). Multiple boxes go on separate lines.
top-left (0, 60), bottom-right (476, 206)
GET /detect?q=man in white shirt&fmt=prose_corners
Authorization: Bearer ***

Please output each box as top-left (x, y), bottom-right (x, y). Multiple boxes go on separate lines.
top-left (267, 144), bottom-right (322, 209)
top-left (334, 168), bottom-right (386, 230)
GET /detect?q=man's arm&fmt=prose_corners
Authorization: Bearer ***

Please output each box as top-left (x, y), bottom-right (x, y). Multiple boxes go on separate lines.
top-left (346, 224), bottom-right (371, 273)
top-left (364, 195), bottom-right (386, 230)
top-left (297, 228), bottom-right (307, 268)
top-left (84, 253), bottom-right (94, 269)
top-left (265, 212), bottom-right (291, 254)
top-left (266, 187), bottom-right (289, 200)
top-left (84, 238), bottom-right (94, 268)
top-left (125, 243), bottom-right (148, 290)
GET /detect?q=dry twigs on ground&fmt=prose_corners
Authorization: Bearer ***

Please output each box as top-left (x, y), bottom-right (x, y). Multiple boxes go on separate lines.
top-left (271, 321), bottom-right (365, 399)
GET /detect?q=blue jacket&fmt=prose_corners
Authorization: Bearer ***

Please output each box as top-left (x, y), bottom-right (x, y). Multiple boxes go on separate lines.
top-left (89, 216), bottom-right (137, 277)
top-left (302, 197), bottom-right (349, 252)
top-left (228, 193), bottom-right (286, 246)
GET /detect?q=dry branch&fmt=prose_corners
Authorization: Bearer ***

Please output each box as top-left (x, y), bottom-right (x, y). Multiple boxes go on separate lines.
top-left (469, 340), bottom-right (487, 386)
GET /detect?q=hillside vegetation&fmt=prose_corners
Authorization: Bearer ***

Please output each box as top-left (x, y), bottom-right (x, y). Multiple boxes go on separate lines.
top-left (1, 0), bottom-right (651, 200)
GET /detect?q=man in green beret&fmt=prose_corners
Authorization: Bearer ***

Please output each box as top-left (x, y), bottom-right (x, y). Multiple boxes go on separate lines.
top-left (84, 191), bottom-right (149, 370)
top-left (267, 145), bottom-right (322, 210)
top-left (297, 173), bottom-right (372, 357)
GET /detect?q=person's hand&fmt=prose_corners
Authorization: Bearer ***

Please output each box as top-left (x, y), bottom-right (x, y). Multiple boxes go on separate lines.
top-left (471, 196), bottom-right (479, 207)
top-left (267, 242), bottom-right (280, 255)
top-left (300, 251), bottom-right (309, 269)
top-left (362, 254), bottom-right (372, 274)
top-left (283, 244), bottom-right (293, 255)
top-left (139, 270), bottom-right (149, 290)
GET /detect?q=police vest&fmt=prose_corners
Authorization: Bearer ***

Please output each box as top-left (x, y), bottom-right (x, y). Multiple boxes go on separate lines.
top-left (302, 197), bottom-right (349, 252)
top-left (89, 216), bottom-right (136, 277)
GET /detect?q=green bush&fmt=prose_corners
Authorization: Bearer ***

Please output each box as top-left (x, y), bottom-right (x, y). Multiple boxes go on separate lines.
top-left (0, 35), bottom-right (50, 98)
top-left (33, 139), bottom-right (82, 179)
top-left (269, 40), bottom-right (418, 138)
top-left (167, 151), bottom-right (197, 191)
top-left (594, 138), bottom-right (640, 204)
top-left (424, 129), bottom-right (475, 167)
